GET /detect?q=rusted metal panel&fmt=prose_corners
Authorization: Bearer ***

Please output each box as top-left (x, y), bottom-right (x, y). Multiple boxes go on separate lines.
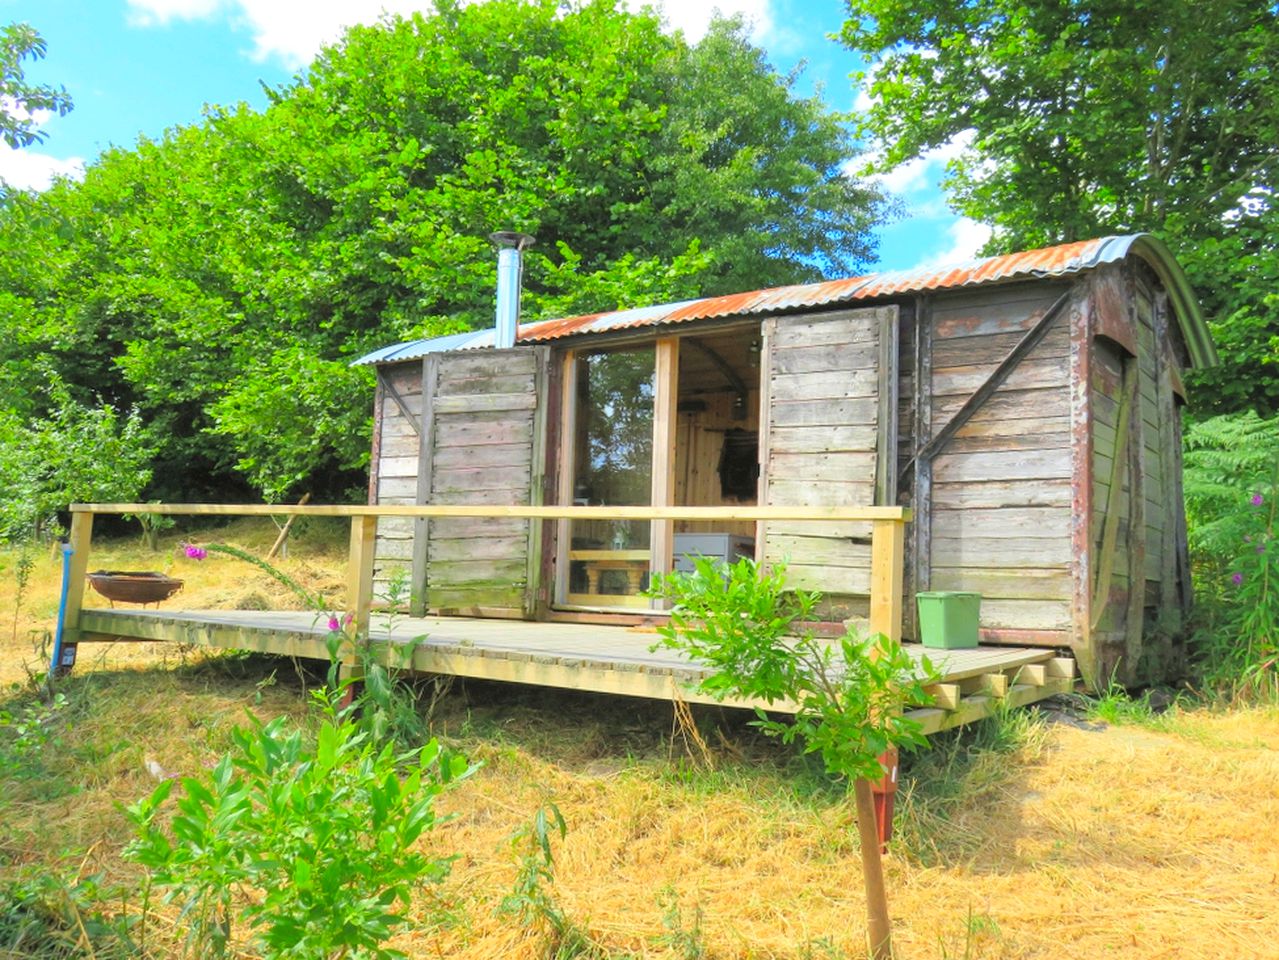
top-left (357, 234), bottom-right (1217, 368)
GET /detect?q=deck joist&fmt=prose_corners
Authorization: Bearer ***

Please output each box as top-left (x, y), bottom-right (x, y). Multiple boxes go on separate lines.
top-left (76, 608), bottom-right (1076, 735)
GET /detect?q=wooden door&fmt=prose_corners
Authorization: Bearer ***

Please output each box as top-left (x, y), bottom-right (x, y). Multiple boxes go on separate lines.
top-left (412, 346), bottom-right (551, 618)
top-left (758, 306), bottom-right (899, 616)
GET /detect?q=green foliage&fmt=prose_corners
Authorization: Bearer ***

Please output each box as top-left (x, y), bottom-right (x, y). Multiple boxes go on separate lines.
top-left (0, 23), bottom-right (72, 151)
top-left (0, 689), bottom-right (68, 779)
top-left (1184, 412), bottom-right (1279, 562)
top-left (125, 713), bottom-right (470, 959)
top-left (0, 381), bottom-right (153, 541)
top-left (653, 887), bottom-right (705, 960)
top-left (0, 0), bottom-right (885, 503)
top-left (1182, 412), bottom-right (1279, 696)
top-left (841, 0), bottom-right (1279, 413)
top-left (0, 866), bottom-right (135, 959)
top-left (498, 802), bottom-right (604, 959)
top-left (648, 557), bottom-right (935, 785)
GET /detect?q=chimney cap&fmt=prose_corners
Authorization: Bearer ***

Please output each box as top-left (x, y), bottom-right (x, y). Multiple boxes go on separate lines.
top-left (488, 230), bottom-right (536, 251)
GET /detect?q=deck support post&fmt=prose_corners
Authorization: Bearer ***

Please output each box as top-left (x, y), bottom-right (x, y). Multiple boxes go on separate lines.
top-left (868, 518), bottom-right (906, 643)
top-left (55, 511), bottom-right (94, 675)
top-left (347, 514), bottom-right (377, 636)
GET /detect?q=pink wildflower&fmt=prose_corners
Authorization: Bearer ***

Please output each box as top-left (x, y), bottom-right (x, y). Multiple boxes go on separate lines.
top-left (1232, 572), bottom-right (1244, 585)
top-left (327, 615), bottom-right (341, 632)
top-left (1252, 493), bottom-right (1265, 507)
top-left (184, 544), bottom-right (207, 561)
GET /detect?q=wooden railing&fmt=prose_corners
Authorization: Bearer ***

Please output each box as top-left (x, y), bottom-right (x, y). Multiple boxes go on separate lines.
top-left (65, 503), bottom-right (910, 644)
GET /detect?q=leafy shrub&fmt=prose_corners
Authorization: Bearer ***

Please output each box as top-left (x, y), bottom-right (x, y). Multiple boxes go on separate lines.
top-left (0, 380), bottom-right (153, 542)
top-left (648, 556), bottom-right (935, 783)
top-left (125, 712), bottom-right (471, 959)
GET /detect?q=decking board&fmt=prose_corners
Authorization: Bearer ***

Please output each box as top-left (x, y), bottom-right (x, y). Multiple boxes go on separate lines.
top-left (76, 608), bottom-right (1073, 731)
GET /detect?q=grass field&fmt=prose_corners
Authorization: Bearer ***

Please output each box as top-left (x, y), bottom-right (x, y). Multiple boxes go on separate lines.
top-left (2, 523), bottom-right (1278, 959)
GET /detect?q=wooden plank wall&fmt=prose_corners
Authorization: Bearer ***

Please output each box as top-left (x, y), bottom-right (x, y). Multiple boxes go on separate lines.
top-left (925, 283), bottom-right (1075, 636)
top-left (761, 306), bottom-right (897, 616)
top-left (673, 389), bottom-right (759, 540)
top-left (422, 349), bottom-right (544, 615)
top-left (370, 361), bottom-right (423, 597)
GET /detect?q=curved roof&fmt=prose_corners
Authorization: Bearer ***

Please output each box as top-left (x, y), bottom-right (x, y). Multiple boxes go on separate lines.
top-left (355, 233), bottom-right (1216, 368)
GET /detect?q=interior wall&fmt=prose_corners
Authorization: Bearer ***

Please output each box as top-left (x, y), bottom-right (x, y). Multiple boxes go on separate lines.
top-left (673, 388), bottom-right (759, 538)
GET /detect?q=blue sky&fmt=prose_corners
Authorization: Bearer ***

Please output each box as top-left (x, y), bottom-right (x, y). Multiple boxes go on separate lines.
top-left (0, 0), bottom-right (987, 272)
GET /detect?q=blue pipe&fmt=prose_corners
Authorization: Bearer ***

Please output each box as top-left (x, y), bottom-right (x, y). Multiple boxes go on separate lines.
top-left (49, 543), bottom-right (73, 677)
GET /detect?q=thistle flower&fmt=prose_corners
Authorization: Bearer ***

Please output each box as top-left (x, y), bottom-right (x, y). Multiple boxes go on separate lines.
top-left (1232, 572), bottom-right (1244, 585)
top-left (183, 544), bottom-right (207, 561)
top-left (1252, 493), bottom-right (1264, 507)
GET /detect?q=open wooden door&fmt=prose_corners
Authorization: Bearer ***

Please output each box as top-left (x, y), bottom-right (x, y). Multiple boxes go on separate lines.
top-left (411, 346), bottom-right (551, 618)
top-left (758, 306), bottom-right (899, 617)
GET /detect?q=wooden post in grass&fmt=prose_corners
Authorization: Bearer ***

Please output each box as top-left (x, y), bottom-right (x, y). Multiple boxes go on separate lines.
top-left (859, 515), bottom-right (907, 959)
top-left (853, 776), bottom-right (893, 959)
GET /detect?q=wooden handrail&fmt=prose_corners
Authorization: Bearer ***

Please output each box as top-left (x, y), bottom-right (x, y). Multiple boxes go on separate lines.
top-left (72, 503), bottom-right (912, 522)
top-left (60, 502), bottom-right (912, 660)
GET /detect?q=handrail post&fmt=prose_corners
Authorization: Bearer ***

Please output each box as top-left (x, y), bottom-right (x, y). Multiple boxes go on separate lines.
top-left (346, 514), bottom-right (377, 636)
top-left (56, 510), bottom-right (94, 675)
top-left (868, 518), bottom-right (905, 643)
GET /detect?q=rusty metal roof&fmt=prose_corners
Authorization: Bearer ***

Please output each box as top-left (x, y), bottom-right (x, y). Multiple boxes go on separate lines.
top-left (355, 234), bottom-right (1216, 368)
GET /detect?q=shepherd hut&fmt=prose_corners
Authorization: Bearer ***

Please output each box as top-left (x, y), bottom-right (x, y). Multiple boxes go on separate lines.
top-left (355, 233), bottom-right (1216, 688)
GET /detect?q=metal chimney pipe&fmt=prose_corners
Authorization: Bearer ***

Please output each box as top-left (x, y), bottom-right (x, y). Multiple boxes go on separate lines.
top-left (489, 231), bottom-right (535, 349)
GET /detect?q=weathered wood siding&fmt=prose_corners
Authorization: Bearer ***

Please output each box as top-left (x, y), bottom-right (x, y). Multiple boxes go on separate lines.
top-left (370, 362), bottom-right (423, 597)
top-left (924, 283), bottom-right (1075, 636)
top-left (417, 347), bottom-right (550, 616)
top-left (1086, 264), bottom-right (1191, 684)
top-left (760, 306), bottom-right (898, 615)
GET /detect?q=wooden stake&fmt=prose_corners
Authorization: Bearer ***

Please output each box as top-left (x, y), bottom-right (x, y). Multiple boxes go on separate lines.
top-left (853, 776), bottom-right (893, 960)
top-left (266, 492), bottom-right (311, 559)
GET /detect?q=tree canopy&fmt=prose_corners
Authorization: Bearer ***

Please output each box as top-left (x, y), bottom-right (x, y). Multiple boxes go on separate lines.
top-left (0, 0), bottom-right (886, 514)
top-left (841, 0), bottom-right (1279, 413)
top-left (0, 22), bottom-right (72, 150)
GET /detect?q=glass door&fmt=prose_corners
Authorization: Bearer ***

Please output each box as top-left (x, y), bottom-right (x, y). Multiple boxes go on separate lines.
top-left (563, 345), bottom-right (655, 608)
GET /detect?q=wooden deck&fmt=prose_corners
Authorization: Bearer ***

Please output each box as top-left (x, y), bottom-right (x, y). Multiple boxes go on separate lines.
top-left (76, 607), bottom-right (1076, 735)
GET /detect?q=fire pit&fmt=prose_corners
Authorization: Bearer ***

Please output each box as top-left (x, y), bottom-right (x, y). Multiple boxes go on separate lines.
top-left (86, 571), bottom-right (184, 606)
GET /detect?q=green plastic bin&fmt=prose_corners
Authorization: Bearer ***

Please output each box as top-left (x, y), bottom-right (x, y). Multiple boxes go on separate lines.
top-left (916, 592), bottom-right (981, 649)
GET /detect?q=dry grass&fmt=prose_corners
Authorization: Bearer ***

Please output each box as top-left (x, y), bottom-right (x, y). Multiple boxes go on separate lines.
top-left (3, 527), bottom-right (1279, 959)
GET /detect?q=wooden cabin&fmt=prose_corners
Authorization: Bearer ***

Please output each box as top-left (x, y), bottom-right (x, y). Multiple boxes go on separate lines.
top-left (356, 235), bottom-right (1216, 688)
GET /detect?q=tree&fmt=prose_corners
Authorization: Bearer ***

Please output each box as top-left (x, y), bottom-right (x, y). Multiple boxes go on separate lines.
top-left (0, 23), bottom-right (72, 149)
top-left (649, 558), bottom-right (935, 960)
top-left (840, 0), bottom-right (1279, 412)
top-left (0, 0), bottom-right (886, 503)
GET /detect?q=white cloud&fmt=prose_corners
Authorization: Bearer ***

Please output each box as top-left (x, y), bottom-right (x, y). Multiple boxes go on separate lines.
top-left (0, 148), bottom-right (85, 191)
top-left (912, 217), bottom-right (992, 269)
top-left (127, 0), bottom-right (777, 68)
top-left (859, 131), bottom-right (972, 199)
top-left (127, 0), bottom-right (435, 68)
top-left (650, 0), bottom-right (774, 44)
top-left (126, 0), bottom-right (223, 27)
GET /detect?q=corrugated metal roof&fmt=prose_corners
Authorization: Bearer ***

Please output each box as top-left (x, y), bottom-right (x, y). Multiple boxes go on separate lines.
top-left (354, 234), bottom-right (1216, 368)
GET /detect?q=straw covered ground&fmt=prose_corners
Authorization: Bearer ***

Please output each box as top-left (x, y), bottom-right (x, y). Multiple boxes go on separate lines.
top-left (2, 523), bottom-right (1278, 959)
